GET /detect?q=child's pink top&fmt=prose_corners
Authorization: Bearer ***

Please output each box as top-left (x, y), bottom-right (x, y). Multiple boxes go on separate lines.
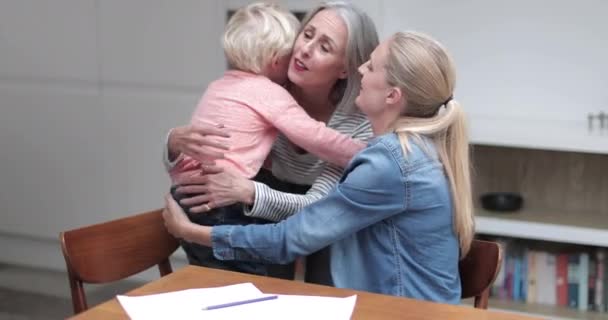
top-left (170, 70), bottom-right (364, 182)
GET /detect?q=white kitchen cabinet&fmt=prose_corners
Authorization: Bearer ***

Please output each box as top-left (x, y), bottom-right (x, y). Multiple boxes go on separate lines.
top-left (381, 0), bottom-right (608, 154)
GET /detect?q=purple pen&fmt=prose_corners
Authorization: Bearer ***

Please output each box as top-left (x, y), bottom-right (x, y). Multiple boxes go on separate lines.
top-left (203, 295), bottom-right (279, 310)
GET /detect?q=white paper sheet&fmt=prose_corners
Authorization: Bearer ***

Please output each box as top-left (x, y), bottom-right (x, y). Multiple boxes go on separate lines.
top-left (117, 282), bottom-right (357, 320)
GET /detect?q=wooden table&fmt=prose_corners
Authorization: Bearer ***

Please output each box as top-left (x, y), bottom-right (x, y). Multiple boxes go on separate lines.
top-left (70, 265), bottom-right (539, 320)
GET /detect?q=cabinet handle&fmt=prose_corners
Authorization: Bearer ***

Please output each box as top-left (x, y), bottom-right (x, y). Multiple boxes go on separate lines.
top-left (588, 113), bottom-right (594, 132)
top-left (599, 111), bottom-right (606, 133)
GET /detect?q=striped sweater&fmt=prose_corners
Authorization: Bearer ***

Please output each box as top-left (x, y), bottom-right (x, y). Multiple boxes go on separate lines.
top-left (244, 109), bottom-right (372, 222)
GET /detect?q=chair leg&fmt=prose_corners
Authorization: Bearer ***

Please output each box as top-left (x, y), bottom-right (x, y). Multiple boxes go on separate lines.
top-left (474, 289), bottom-right (490, 309)
top-left (68, 272), bottom-right (87, 314)
top-left (158, 258), bottom-right (173, 277)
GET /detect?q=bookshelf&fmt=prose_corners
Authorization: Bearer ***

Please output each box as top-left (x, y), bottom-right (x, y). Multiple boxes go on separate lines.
top-left (475, 209), bottom-right (608, 319)
top-left (488, 298), bottom-right (608, 320)
top-left (462, 298), bottom-right (608, 320)
top-left (470, 128), bottom-right (608, 320)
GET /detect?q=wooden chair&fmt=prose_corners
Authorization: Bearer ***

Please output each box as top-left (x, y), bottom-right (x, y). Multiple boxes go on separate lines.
top-left (459, 239), bottom-right (503, 309)
top-left (60, 208), bottom-right (179, 314)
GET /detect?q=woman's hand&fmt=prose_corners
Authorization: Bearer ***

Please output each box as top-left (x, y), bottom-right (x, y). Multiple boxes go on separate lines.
top-left (162, 194), bottom-right (195, 240)
top-left (174, 169), bottom-right (255, 213)
top-left (163, 195), bottom-right (213, 246)
top-left (168, 122), bottom-right (231, 164)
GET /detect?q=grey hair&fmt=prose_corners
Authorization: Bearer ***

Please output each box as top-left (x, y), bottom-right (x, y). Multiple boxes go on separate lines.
top-left (300, 1), bottom-right (379, 113)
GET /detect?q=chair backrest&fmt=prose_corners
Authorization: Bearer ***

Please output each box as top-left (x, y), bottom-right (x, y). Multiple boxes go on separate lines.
top-left (459, 239), bottom-right (503, 309)
top-left (60, 208), bottom-right (179, 314)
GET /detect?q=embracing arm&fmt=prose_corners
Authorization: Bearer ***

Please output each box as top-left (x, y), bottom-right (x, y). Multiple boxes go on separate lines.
top-left (162, 123), bottom-right (231, 172)
top-left (245, 164), bottom-right (342, 221)
top-left (245, 121), bottom-right (373, 221)
top-left (210, 140), bottom-right (406, 264)
top-left (163, 129), bottom-right (182, 170)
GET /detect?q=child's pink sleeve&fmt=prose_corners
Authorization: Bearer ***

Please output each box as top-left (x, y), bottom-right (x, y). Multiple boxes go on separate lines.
top-left (260, 102), bottom-right (366, 168)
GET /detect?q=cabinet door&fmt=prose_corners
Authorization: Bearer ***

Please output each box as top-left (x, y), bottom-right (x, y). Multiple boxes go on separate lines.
top-left (381, 0), bottom-right (608, 154)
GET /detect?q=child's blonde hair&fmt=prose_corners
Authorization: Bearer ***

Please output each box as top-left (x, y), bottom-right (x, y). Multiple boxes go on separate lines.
top-left (223, 2), bottom-right (300, 74)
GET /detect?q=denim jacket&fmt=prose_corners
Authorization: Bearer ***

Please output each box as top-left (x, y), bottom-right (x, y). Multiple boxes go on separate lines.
top-left (212, 133), bottom-right (461, 304)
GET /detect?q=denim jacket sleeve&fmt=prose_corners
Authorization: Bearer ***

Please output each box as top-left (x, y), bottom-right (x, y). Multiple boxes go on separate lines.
top-left (211, 138), bottom-right (407, 264)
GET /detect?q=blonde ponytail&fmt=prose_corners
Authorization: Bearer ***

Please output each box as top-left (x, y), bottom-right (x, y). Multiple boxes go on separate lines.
top-left (387, 32), bottom-right (474, 257)
top-left (442, 100), bottom-right (474, 257)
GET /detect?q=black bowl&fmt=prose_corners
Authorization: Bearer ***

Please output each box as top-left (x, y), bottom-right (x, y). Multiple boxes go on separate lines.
top-left (480, 192), bottom-right (523, 212)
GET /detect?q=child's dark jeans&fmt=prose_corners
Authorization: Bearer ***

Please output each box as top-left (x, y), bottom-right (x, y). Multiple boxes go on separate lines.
top-left (170, 186), bottom-right (271, 275)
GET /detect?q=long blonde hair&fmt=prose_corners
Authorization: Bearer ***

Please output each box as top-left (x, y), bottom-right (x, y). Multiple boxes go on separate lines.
top-left (386, 31), bottom-right (474, 257)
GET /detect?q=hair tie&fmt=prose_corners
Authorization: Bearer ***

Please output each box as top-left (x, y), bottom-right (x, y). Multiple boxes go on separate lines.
top-left (442, 95), bottom-right (453, 107)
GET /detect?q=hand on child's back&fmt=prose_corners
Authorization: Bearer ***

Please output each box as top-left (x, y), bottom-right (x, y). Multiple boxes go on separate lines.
top-left (169, 122), bottom-right (231, 164)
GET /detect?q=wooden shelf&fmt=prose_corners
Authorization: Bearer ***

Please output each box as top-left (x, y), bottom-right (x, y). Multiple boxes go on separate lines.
top-left (483, 298), bottom-right (608, 320)
top-left (475, 208), bottom-right (608, 247)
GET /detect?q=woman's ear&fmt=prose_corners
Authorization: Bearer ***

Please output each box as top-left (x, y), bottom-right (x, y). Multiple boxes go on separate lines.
top-left (385, 87), bottom-right (404, 105)
top-left (271, 54), bottom-right (280, 67)
top-left (268, 54), bottom-right (283, 75)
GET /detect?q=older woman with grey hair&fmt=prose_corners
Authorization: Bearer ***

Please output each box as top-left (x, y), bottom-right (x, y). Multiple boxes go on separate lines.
top-left (164, 1), bottom-right (379, 285)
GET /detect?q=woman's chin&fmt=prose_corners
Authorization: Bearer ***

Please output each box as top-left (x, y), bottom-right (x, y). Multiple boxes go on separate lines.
top-left (355, 97), bottom-right (373, 117)
top-left (354, 95), bottom-right (364, 109)
top-left (287, 70), bottom-right (303, 86)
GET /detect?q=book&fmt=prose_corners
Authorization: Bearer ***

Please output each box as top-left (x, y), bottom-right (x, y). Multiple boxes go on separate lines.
top-left (513, 252), bottom-right (522, 301)
top-left (568, 253), bottom-right (580, 308)
top-left (520, 250), bottom-right (528, 301)
top-left (602, 249), bottom-right (608, 312)
top-left (588, 253), bottom-right (597, 311)
top-left (556, 253), bottom-right (569, 307)
top-left (492, 239), bottom-right (509, 298)
top-left (595, 249), bottom-right (604, 311)
top-left (536, 252), bottom-right (556, 305)
top-left (505, 250), bottom-right (514, 300)
top-left (545, 253), bottom-right (557, 306)
top-left (527, 250), bottom-right (537, 304)
top-left (579, 252), bottom-right (589, 311)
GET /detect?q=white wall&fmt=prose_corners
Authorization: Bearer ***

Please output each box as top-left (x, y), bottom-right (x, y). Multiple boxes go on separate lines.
top-left (0, 0), bottom-right (227, 269)
top-left (0, 0), bottom-right (606, 271)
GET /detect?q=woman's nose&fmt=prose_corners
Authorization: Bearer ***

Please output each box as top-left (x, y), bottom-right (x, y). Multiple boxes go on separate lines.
top-left (300, 41), bottom-right (313, 58)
